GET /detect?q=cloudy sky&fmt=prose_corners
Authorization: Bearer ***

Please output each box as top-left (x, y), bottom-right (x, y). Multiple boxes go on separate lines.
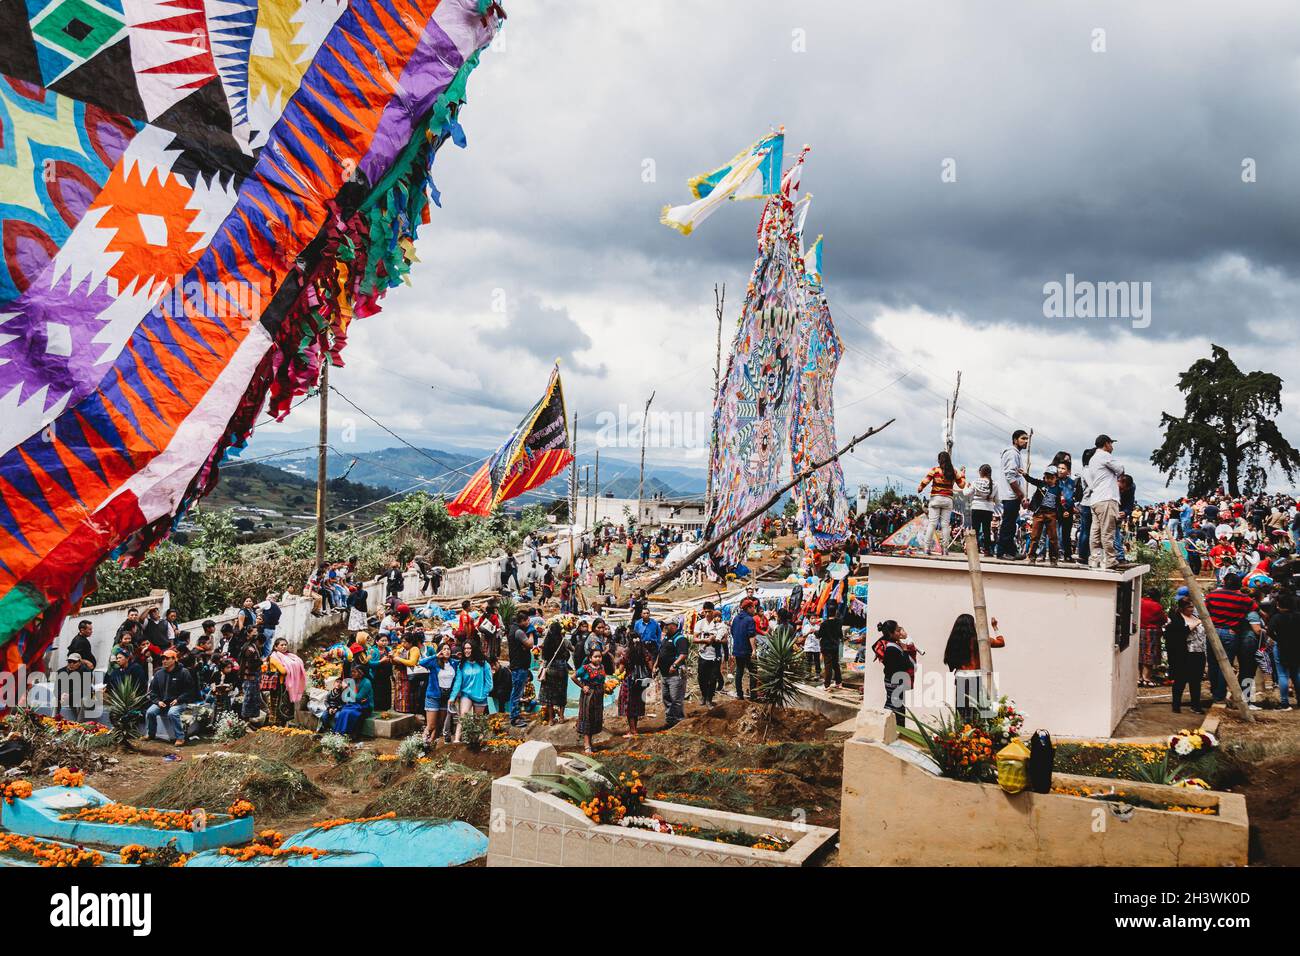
top-left (250, 0), bottom-right (1300, 502)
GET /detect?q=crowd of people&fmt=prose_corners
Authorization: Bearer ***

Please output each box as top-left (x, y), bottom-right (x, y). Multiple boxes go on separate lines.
top-left (50, 437), bottom-right (1300, 763)
top-left (82, 590), bottom-right (304, 746)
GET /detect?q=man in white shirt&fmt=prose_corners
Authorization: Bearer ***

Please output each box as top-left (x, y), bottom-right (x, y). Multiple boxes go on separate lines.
top-left (692, 603), bottom-right (726, 707)
top-left (995, 430), bottom-right (1031, 559)
top-left (1086, 434), bottom-right (1125, 569)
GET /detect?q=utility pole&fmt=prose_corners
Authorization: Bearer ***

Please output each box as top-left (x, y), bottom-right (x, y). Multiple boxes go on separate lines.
top-left (945, 371), bottom-right (961, 456)
top-left (583, 465), bottom-right (591, 529)
top-left (637, 390), bottom-right (655, 530)
top-left (314, 361), bottom-right (329, 568)
top-left (593, 450), bottom-right (600, 527)
top-left (569, 410), bottom-right (578, 526)
top-left (706, 283), bottom-right (724, 517)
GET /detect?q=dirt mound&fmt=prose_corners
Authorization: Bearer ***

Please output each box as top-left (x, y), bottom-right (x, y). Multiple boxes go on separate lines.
top-left (137, 751), bottom-right (326, 818)
top-left (668, 700), bottom-right (833, 743)
top-left (601, 725), bottom-right (844, 828)
top-left (1233, 751), bottom-right (1300, 866)
top-left (361, 761), bottom-right (494, 828)
top-left (317, 751), bottom-right (412, 790)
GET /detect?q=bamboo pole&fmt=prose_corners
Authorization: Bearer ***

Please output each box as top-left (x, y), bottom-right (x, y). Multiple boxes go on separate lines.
top-left (643, 418), bottom-right (896, 594)
top-left (963, 529), bottom-right (994, 689)
top-left (1171, 542), bottom-right (1252, 721)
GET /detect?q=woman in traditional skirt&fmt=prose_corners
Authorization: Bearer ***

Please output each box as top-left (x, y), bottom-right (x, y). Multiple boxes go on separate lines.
top-left (368, 634), bottom-right (394, 712)
top-left (572, 642), bottom-right (607, 755)
top-left (261, 637), bottom-right (307, 726)
top-left (616, 631), bottom-right (653, 738)
top-left (390, 632), bottom-right (421, 714)
top-left (538, 622), bottom-right (571, 725)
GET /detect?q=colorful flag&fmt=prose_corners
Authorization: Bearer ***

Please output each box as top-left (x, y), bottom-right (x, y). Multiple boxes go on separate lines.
top-left (660, 130), bottom-right (785, 236)
top-left (447, 365), bottom-right (574, 517)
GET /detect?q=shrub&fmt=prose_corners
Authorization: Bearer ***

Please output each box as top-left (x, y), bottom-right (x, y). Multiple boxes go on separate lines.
top-left (318, 733), bottom-right (352, 762)
top-left (214, 713), bottom-right (250, 742)
top-left (395, 733), bottom-right (426, 765)
top-left (458, 715), bottom-right (490, 752)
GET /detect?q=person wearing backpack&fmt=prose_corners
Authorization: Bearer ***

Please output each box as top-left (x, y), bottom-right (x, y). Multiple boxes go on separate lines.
top-left (657, 619), bottom-right (690, 729)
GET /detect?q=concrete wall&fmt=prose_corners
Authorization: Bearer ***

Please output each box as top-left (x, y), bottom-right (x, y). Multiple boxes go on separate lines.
top-left (49, 590), bottom-right (169, 671)
top-left (860, 555), bottom-right (1144, 738)
top-left (486, 742), bottom-right (837, 867)
top-left (839, 709), bottom-right (1248, 867)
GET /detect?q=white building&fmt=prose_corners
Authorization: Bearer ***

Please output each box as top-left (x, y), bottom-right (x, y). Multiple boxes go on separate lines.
top-left (859, 554), bottom-right (1148, 738)
top-left (578, 494), bottom-right (707, 532)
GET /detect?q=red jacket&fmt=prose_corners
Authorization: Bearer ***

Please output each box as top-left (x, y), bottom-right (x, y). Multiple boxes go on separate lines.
top-left (1139, 597), bottom-right (1168, 630)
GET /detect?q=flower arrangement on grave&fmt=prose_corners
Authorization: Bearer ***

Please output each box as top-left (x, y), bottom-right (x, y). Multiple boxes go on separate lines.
top-left (525, 753), bottom-right (648, 824)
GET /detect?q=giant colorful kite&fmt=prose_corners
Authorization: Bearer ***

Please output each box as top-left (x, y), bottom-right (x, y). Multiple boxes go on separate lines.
top-left (663, 130), bottom-right (850, 568)
top-left (0, 0), bottom-right (507, 669)
top-left (790, 238), bottom-right (850, 550)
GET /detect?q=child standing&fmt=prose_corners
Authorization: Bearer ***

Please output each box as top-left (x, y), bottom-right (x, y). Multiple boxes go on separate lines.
top-left (1023, 469), bottom-right (1064, 566)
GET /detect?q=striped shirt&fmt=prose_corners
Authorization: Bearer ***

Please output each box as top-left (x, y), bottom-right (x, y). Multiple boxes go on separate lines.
top-left (1204, 588), bottom-right (1256, 630)
top-left (920, 466), bottom-right (966, 499)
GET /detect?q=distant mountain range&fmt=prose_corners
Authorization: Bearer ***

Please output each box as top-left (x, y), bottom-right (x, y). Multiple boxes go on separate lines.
top-left (220, 445), bottom-right (705, 515)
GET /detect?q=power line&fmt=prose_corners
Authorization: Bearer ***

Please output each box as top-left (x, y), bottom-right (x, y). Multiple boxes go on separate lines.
top-left (328, 385), bottom-right (488, 482)
top-left (220, 445), bottom-right (320, 468)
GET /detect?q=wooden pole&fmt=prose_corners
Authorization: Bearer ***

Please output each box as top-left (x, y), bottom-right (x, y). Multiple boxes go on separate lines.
top-left (314, 361), bottom-right (329, 568)
top-left (637, 390), bottom-right (655, 531)
top-left (643, 418), bottom-right (896, 593)
top-left (963, 529), bottom-right (994, 690)
top-left (569, 410), bottom-right (578, 525)
top-left (1171, 542), bottom-right (1253, 722)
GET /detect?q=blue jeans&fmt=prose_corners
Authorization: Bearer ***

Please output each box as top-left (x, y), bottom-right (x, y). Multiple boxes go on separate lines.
top-left (508, 668), bottom-right (529, 722)
top-left (996, 499), bottom-right (1021, 557)
top-left (261, 628), bottom-right (277, 656)
top-left (1273, 644), bottom-right (1295, 705)
top-left (1113, 528), bottom-right (1126, 563)
top-left (1076, 506), bottom-right (1092, 565)
top-left (1207, 629), bottom-right (1240, 702)
top-left (146, 703), bottom-right (184, 741)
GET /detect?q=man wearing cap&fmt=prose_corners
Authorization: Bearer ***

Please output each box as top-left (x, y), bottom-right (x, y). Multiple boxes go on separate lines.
top-left (657, 619), bottom-right (690, 728)
top-left (1085, 434), bottom-right (1125, 570)
top-left (146, 650), bottom-right (195, 745)
top-left (730, 598), bottom-right (759, 701)
top-left (56, 653), bottom-right (95, 722)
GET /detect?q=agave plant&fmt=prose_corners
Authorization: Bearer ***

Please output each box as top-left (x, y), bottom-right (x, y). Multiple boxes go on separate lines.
top-left (755, 625), bottom-right (804, 716)
top-left (495, 595), bottom-right (519, 635)
top-left (104, 677), bottom-right (149, 747)
top-left (523, 753), bottom-right (613, 806)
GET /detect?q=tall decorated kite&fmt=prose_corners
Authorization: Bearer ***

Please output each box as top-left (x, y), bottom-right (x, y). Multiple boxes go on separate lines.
top-left (663, 129), bottom-right (849, 568)
top-left (790, 236), bottom-right (850, 550)
top-left (0, 0), bottom-right (508, 668)
top-left (446, 363), bottom-right (572, 517)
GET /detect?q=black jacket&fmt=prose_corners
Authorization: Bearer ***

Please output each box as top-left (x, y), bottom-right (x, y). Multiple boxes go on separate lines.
top-left (148, 666), bottom-right (195, 706)
top-left (67, 634), bottom-right (96, 668)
